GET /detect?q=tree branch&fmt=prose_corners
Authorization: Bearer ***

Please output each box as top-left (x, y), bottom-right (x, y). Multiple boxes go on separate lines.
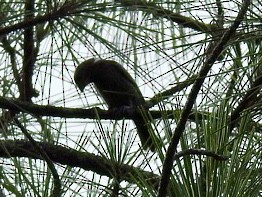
top-left (0, 1), bottom-right (85, 37)
top-left (174, 149), bottom-right (228, 161)
top-left (230, 74), bottom-right (262, 130)
top-left (0, 140), bottom-right (229, 190)
top-left (22, 0), bottom-right (35, 101)
top-left (116, 0), bottom-right (219, 33)
top-left (148, 75), bottom-right (197, 107)
top-left (0, 140), bottom-right (159, 187)
top-left (14, 118), bottom-right (61, 196)
top-left (157, 1), bottom-right (251, 196)
top-left (0, 96), bottom-right (210, 121)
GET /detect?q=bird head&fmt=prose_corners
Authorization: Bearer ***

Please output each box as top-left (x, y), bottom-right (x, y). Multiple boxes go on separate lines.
top-left (74, 58), bottom-right (100, 92)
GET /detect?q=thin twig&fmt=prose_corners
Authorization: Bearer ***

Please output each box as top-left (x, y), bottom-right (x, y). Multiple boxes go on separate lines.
top-left (148, 75), bottom-right (197, 107)
top-left (174, 149), bottom-right (228, 161)
top-left (230, 74), bottom-right (262, 130)
top-left (116, 0), bottom-right (219, 33)
top-left (0, 1), bottom-right (85, 36)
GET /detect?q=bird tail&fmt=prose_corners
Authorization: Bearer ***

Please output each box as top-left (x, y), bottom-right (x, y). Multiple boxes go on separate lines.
top-left (133, 117), bottom-right (157, 152)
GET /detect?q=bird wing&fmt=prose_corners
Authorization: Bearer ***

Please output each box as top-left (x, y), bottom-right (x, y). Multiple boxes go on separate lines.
top-left (106, 60), bottom-right (144, 97)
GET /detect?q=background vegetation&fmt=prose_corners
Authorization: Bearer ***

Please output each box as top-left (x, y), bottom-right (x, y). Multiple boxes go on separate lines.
top-left (0, 0), bottom-right (261, 196)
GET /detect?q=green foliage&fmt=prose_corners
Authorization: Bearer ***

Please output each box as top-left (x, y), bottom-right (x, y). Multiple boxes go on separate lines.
top-left (0, 0), bottom-right (261, 196)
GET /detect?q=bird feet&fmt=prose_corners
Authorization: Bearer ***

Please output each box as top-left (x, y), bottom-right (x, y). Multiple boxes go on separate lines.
top-left (110, 106), bottom-right (135, 119)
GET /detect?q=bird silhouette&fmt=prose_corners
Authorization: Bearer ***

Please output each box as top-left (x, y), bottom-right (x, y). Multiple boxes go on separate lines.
top-left (74, 58), bottom-right (156, 151)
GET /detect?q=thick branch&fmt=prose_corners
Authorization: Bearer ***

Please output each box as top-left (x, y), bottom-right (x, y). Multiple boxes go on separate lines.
top-left (22, 0), bottom-right (35, 101)
top-left (0, 140), bottom-right (159, 187)
top-left (0, 140), bottom-right (228, 189)
top-left (157, 0), bottom-right (251, 196)
top-left (0, 96), bottom-right (209, 121)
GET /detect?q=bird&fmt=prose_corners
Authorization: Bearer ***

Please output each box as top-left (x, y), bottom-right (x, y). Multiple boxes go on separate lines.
top-left (74, 58), bottom-right (156, 151)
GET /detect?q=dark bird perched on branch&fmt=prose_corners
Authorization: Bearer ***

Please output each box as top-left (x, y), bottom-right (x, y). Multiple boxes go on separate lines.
top-left (74, 58), bottom-right (156, 151)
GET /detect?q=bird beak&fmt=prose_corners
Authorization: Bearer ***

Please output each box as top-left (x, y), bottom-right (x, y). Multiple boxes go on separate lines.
top-left (79, 86), bottom-right (85, 92)
top-left (75, 83), bottom-right (85, 92)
